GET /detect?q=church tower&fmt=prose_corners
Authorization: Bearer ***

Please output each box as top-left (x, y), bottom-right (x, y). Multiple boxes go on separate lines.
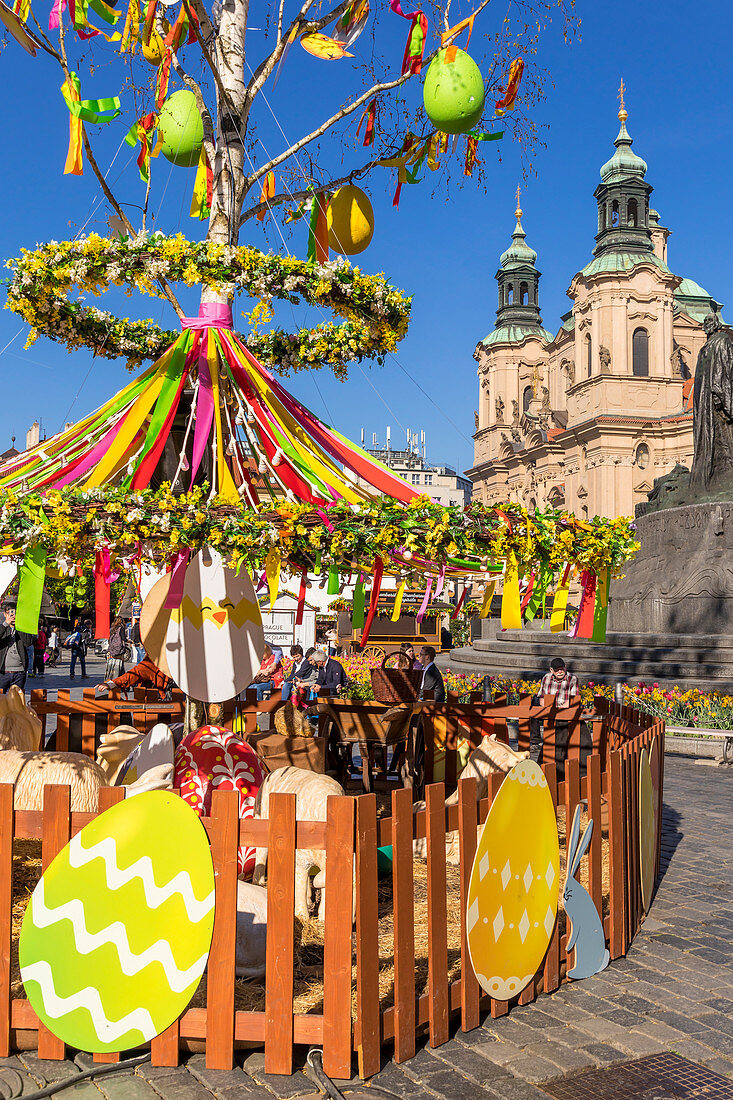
top-left (593, 81), bottom-right (654, 259)
top-left (495, 188), bottom-right (544, 331)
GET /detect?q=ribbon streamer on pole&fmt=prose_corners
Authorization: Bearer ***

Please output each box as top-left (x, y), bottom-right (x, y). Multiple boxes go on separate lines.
top-left (501, 552), bottom-right (521, 630)
top-left (360, 558), bottom-right (383, 646)
top-left (62, 72), bottom-right (121, 176)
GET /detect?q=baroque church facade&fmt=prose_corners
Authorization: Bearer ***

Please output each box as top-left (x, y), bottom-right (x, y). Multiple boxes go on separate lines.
top-left (467, 97), bottom-right (723, 520)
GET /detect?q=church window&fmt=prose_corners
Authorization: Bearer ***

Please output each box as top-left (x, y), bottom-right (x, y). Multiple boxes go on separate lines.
top-left (627, 198), bottom-right (638, 227)
top-left (507, 284), bottom-right (514, 304)
top-left (586, 335), bottom-right (592, 377)
top-left (632, 328), bottom-right (649, 376)
top-left (522, 385), bottom-right (533, 414)
top-left (520, 281), bottom-right (529, 305)
top-left (612, 199), bottom-right (619, 227)
top-left (634, 443), bottom-right (650, 469)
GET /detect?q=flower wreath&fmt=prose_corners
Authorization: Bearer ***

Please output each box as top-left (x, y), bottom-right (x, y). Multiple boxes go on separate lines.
top-left (5, 233), bottom-right (412, 378)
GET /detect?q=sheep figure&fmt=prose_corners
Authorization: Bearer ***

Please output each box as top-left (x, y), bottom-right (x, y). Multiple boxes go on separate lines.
top-left (252, 766), bottom-right (346, 922)
top-left (413, 735), bottom-right (530, 863)
top-left (0, 686), bottom-right (108, 812)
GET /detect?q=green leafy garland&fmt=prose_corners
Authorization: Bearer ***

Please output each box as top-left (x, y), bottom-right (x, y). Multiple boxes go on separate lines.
top-left (4, 234), bottom-right (411, 378)
top-left (0, 484), bottom-right (640, 579)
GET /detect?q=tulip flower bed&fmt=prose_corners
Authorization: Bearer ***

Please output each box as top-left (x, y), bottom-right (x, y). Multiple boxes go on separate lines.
top-left (491, 676), bottom-right (733, 732)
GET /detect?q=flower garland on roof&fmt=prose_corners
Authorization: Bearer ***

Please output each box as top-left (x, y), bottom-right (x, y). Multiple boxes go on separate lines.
top-left (0, 487), bottom-right (639, 579)
top-left (4, 234), bottom-right (411, 378)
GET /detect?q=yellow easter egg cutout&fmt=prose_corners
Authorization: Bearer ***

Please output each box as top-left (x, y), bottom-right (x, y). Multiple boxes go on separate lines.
top-left (466, 760), bottom-right (559, 1001)
top-left (639, 747), bottom-right (655, 913)
top-left (165, 547), bottom-right (265, 703)
top-left (19, 791), bottom-right (214, 1053)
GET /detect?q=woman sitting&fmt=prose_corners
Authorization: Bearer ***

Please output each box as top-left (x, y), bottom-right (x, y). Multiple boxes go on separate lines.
top-left (246, 644), bottom-right (284, 700)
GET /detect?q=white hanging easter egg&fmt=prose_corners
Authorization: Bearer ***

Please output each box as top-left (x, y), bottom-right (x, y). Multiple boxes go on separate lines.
top-left (164, 548), bottom-right (265, 703)
top-left (466, 760), bottom-right (559, 1001)
top-left (19, 791), bottom-right (215, 1053)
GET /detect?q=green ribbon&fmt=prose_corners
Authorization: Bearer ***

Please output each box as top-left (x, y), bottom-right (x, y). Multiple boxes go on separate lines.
top-left (467, 129), bottom-right (504, 141)
top-left (327, 564), bottom-right (339, 595)
top-left (62, 72), bottom-right (120, 124)
top-left (591, 567), bottom-right (610, 642)
top-left (352, 575), bottom-right (365, 629)
top-left (525, 566), bottom-right (551, 623)
top-left (127, 334), bottom-right (192, 481)
top-left (16, 544), bottom-right (47, 634)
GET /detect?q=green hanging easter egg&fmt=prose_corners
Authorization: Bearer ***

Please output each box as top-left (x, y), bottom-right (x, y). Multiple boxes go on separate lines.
top-left (157, 90), bottom-right (204, 168)
top-left (423, 48), bottom-right (485, 135)
top-left (65, 586), bottom-right (74, 602)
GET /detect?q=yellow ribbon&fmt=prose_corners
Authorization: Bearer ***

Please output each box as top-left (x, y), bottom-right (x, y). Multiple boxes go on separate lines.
top-left (501, 553), bottom-right (521, 630)
top-left (550, 565), bottom-right (572, 633)
top-left (480, 579), bottom-right (496, 618)
top-left (265, 548), bottom-right (280, 609)
top-left (391, 579), bottom-right (406, 621)
top-left (119, 0), bottom-right (139, 52)
top-left (63, 74), bottom-right (83, 176)
top-left (208, 333), bottom-right (240, 504)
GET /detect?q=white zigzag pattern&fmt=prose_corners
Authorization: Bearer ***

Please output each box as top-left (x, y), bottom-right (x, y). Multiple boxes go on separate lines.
top-left (30, 880), bottom-right (208, 992)
top-left (21, 960), bottom-right (158, 1042)
top-left (68, 833), bottom-right (215, 922)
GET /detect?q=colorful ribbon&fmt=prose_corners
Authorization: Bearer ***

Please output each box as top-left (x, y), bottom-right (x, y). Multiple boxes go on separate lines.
top-left (501, 552), bottom-right (521, 630)
top-left (61, 72), bottom-right (121, 176)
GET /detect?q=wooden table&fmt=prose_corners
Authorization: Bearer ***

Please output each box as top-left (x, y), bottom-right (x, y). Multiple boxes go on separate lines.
top-left (318, 699), bottom-right (415, 793)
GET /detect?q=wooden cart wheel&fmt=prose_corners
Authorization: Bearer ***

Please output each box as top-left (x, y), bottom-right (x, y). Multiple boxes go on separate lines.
top-left (365, 646), bottom-right (386, 661)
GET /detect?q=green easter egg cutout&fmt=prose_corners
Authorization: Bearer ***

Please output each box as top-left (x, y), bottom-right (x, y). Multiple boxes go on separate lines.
top-left (19, 791), bottom-right (215, 1053)
top-left (157, 90), bottom-right (204, 168)
top-left (423, 48), bottom-right (485, 135)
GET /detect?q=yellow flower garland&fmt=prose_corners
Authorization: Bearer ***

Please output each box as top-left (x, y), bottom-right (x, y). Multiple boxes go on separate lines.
top-left (5, 234), bottom-right (411, 377)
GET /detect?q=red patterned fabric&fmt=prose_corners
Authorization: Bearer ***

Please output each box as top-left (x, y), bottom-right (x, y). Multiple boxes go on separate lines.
top-left (173, 725), bottom-right (265, 876)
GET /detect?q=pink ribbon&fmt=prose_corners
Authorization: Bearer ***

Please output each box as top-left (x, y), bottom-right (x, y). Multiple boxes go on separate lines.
top-left (434, 562), bottom-right (446, 599)
top-left (189, 332), bottom-right (215, 487)
top-left (180, 303), bottom-right (233, 331)
top-left (416, 580), bottom-right (433, 626)
top-left (49, 0), bottom-right (66, 29)
top-left (164, 549), bottom-right (190, 610)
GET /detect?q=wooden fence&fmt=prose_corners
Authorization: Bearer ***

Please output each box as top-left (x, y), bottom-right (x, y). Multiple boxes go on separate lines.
top-left (0, 701), bottom-right (664, 1078)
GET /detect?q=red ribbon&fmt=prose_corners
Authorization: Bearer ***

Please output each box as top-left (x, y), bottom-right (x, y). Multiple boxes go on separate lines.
top-left (360, 557), bottom-right (383, 646)
top-left (451, 587), bottom-right (468, 620)
top-left (520, 572), bottom-right (536, 614)
top-left (164, 549), bottom-right (191, 610)
top-left (295, 570), bottom-right (307, 626)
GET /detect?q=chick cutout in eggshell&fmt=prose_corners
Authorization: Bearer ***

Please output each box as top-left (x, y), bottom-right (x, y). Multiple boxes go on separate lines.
top-left (164, 548), bottom-right (265, 703)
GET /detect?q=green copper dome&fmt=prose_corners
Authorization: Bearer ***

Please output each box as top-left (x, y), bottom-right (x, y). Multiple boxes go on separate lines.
top-left (600, 112), bottom-right (647, 184)
top-left (481, 324), bottom-right (553, 348)
top-left (500, 213), bottom-right (537, 267)
top-left (581, 251), bottom-right (670, 279)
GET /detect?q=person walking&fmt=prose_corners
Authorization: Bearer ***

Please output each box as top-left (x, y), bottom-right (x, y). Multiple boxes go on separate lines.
top-left (47, 626), bottom-right (60, 666)
top-left (105, 616), bottom-right (127, 680)
top-left (0, 602), bottom-right (36, 693)
top-left (130, 616), bottom-right (145, 665)
top-left (32, 625), bottom-right (47, 677)
top-left (65, 622), bottom-right (87, 679)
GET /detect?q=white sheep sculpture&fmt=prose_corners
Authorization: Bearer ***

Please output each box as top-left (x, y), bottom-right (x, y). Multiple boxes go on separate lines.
top-left (0, 687), bottom-right (108, 812)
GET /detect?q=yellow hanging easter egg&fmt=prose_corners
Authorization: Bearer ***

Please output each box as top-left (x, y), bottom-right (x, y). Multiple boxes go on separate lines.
top-left (141, 20), bottom-right (168, 66)
top-left (466, 760), bottom-right (559, 1000)
top-left (326, 185), bottom-right (374, 255)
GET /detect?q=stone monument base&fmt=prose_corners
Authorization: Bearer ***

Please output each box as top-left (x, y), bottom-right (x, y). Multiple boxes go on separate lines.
top-left (610, 500), bottom-right (733, 635)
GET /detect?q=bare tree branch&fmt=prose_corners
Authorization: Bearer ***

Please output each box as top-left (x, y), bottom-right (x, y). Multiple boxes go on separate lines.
top-left (240, 158), bottom-right (380, 224)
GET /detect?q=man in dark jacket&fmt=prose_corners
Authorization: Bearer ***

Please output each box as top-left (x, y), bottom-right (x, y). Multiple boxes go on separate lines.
top-left (419, 645), bottom-right (446, 703)
top-left (281, 644), bottom-right (314, 703)
top-left (312, 649), bottom-right (347, 696)
top-left (0, 602), bottom-right (36, 692)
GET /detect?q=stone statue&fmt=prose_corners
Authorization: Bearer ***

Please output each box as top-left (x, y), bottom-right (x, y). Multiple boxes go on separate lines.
top-left (561, 357), bottom-right (575, 385)
top-left (690, 312), bottom-right (733, 491)
top-left (495, 395), bottom-right (504, 423)
top-left (511, 399), bottom-right (520, 425)
top-left (671, 343), bottom-right (691, 380)
top-left (599, 346), bottom-right (612, 374)
top-left (474, 410), bottom-right (480, 431)
top-left (540, 386), bottom-right (551, 411)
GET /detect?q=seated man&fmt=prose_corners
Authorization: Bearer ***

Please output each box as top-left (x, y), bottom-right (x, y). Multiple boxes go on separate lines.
top-left (419, 645), bottom-right (445, 703)
top-left (311, 649), bottom-right (347, 696)
top-left (281, 644), bottom-right (314, 703)
top-left (531, 657), bottom-right (581, 768)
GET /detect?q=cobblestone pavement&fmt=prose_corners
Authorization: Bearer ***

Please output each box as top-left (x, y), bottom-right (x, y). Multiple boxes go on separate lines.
top-left (4, 756), bottom-right (730, 1099)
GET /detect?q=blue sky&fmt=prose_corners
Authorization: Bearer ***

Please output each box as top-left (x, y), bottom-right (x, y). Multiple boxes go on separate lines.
top-left (0, 0), bottom-right (731, 477)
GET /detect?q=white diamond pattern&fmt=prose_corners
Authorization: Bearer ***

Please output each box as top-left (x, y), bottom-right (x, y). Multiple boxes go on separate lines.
top-left (523, 861), bottom-right (533, 893)
top-left (544, 903), bottom-right (556, 938)
top-left (545, 860), bottom-right (556, 890)
top-left (518, 909), bottom-right (530, 943)
top-left (493, 905), bottom-right (505, 941)
top-left (501, 859), bottom-right (511, 891)
top-left (467, 898), bottom-right (480, 934)
top-left (479, 853), bottom-right (489, 881)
